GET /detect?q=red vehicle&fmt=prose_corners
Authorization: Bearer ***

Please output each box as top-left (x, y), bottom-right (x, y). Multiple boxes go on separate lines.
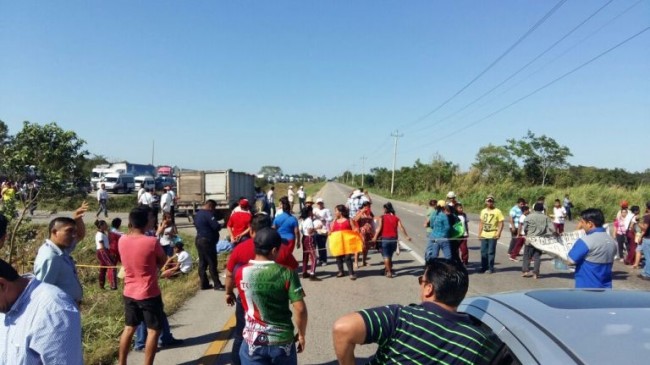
top-left (157, 165), bottom-right (173, 176)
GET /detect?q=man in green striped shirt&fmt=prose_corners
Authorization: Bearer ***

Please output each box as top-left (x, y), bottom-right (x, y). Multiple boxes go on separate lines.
top-left (332, 258), bottom-right (497, 365)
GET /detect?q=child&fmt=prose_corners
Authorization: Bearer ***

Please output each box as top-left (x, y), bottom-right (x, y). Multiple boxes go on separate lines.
top-left (161, 243), bottom-right (193, 278)
top-left (552, 199), bottom-right (567, 234)
top-left (456, 203), bottom-right (469, 266)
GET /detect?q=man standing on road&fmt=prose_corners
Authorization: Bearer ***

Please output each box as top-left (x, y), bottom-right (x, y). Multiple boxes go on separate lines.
top-left (287, 185), bottom-right (295, 213)
top-left (332, 258), bottom-right (496, 364)
top-left (297, 186), bottom-right (306, 211)
top-left (194, 199), bottom-right (225, 290)
top-left (568, 208), bottom-right (617, 288)
top-left (267, 186), bottom-right (276, 218)
top-left (235, 227), bottom-right (308, 364)
top-left (0, 258), bottom-right (83, 364)
top-left (477, 195), bottom-right (504, 274)
top-left (118, 207), bottom-right (168, 365)
top-left (96, 183), bottom-right (109, 218)
top-left (225, 214), bottom-right (299, 365)
top-left (227, 198), bottom-right (253, 244)
top-left (507, 198), bottom-right (526, 258)
top-left (521, 203), bottom-right (556, 279)
top-left (34, 201), bottom-right (89, 307)
top-left (160, 186), bottom-right (173, 219)
top-left (313, 198), bottom-right (333, 265)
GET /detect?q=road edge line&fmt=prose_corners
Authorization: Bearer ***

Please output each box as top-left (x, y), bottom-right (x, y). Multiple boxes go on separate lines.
top-left (197, 313), bottom-right (236, 365)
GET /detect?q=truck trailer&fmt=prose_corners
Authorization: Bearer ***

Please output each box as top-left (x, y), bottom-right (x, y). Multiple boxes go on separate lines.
top-left (175, 170), bottom-right (256, 222)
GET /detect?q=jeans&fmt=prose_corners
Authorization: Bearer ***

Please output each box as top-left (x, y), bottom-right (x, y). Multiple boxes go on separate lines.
top-left (314, 234), bottom-right (328, 263)
top-left (240, 341), bottom-right (297, 365)
top-left (232, 296), bottom-right (245, 365)
top-left (480, 238), bottom-right (497, 272)
top-left (96, 199), bottom-right (108, 217)
top-left (642, 239), bottom-right (650, 278)
top-left (135, 311), bottom-right (174, 349)
top-left (425, 238), bottom-right (451, 262)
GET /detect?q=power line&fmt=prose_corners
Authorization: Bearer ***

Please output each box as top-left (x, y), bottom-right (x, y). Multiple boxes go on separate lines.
top-left (405, 25), bottom-right (650, 153)
top-left (407, 0), bottom-right (616, 137)
top-left (400, 0), bottom-right (568, 131)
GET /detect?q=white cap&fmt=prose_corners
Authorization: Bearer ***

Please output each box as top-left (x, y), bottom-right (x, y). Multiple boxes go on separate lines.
top-left (447, 191), bottom-right (456, 199)
top-left (316, 198), bottom-right (324, 204)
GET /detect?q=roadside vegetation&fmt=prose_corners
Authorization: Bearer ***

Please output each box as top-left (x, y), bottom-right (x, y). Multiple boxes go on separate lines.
top-left (339, 130), bottom-right (650, 219)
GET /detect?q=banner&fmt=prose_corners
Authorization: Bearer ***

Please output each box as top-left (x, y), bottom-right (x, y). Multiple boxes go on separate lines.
top-left (527, 230), bottom-right (585, 261)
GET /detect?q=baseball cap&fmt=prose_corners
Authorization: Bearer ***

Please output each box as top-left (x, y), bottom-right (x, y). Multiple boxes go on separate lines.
top-left (316, 198), bottom-right (324, 204)
top-left (239, 198), bottom-right (250, 209)
top-left (254, 227), bottom-right (282, 251)
top-left (485, 194), bottom-right (495, 202)
top-left (447, 191), bottom-right (456, 199)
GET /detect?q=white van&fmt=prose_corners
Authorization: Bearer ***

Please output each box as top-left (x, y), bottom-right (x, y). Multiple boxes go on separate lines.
top-left (100, 173), bottom-right (135, 194)
top-left (135, 176), bottom-right (155, 191)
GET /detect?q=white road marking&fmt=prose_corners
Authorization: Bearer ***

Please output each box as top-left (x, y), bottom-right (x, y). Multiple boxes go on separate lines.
top-left (399, 240), bottom-right (425, 264)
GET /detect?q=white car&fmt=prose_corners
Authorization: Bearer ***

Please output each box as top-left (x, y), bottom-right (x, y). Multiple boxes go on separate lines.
top-left (459, 289), bottom-right (650, 365)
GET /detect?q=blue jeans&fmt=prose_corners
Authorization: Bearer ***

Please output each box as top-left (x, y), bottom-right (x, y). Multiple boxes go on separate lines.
top-left (642, 239), bottom-right (650, 278)
top-left (232, 296), bottom-right (246, 365)
top-left (240, 341), bottom-right (297, 365)
top-left (135, 311), bottom-right (173, 349)
top-left (425, 238), bottom-right (451, 262)
top-left (480, 239), bottom-right (497, 272)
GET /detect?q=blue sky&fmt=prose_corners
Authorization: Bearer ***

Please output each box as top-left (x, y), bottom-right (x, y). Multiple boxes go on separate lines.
top-left (1, 1), bottom-right (648, 177)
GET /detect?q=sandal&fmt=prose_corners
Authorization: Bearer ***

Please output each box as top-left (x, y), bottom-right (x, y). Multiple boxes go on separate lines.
top-left (336, 272), bottom-right (344, 278)
top-left (522, 272), bottom-right (532, 278)
top-left (349, 274), bottom-right (357, 281)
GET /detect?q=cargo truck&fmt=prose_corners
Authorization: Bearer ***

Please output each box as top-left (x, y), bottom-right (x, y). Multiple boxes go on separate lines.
top-left (175, 170), bottom-right (256, 222)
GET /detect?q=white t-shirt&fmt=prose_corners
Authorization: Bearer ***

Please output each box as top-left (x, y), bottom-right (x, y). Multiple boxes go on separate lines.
top-left (168, 190), bottom-right (176, 207)
top-left (159, 226), bottom-right (174, 247)
top-left (301, 217), bottom-right (314, 236)
top-left (553, 207), bottom-right (566, 224)
top-left (298, 190), bottom-right (306, 199)
top-left (177, 251), bottom-right (192, 273)
top-left (313, 207), bottom-right (333, 233)
top-left (97, 189), bottom-right (108, 201)
top-left (138, 192), bottom-right (153, 206)
top-left (161, 192), bottom-right (172, 212)
top-left (267, 190), bottom-right (274, 203)
top-left (519, 215), bottom-right (527, 236)
top-left (137, 187), bottom-right (145, 201)
top-left (95, 232), bottom-right (109, 250)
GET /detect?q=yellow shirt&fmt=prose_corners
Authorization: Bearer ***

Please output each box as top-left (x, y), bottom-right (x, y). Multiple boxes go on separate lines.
top-left (480, 208), bottom-right (504, 239)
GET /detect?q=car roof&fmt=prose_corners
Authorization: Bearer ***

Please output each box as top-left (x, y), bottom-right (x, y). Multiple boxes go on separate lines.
top-left (461, 289), bottom-right (650, 365)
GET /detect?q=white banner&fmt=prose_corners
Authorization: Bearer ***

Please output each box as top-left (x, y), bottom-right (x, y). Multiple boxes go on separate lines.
top-left (527, 230), bottom-right (586, 261)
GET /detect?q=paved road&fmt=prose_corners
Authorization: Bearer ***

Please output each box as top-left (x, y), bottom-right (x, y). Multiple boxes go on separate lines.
top-left (42, 183), bottom-right (646, 364)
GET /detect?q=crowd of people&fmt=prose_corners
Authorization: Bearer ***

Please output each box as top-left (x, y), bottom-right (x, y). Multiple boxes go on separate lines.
top-left (1, 183), bottom-right (649, 365)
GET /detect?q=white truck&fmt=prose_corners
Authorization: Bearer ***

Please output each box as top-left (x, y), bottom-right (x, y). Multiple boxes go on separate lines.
top-left (175, 170), bottom-right (256, 222)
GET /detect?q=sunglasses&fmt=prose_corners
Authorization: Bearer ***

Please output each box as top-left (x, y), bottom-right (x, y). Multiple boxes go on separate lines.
top-left (417, 275), bottom-right (430, 285)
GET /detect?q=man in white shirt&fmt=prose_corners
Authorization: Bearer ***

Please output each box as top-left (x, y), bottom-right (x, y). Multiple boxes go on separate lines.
top-left (138, 188), bottom-right (154, 207)
top-left (137, 185), bottom-right (146, 202)
top-left (313, 198), bottom-right (333, 265)
top-left (161, 186), bottom-right (173, 214)
top-left (96, 183), bottom-right (109, 218)
top-left (297, 186), bottom-right (306, 211)
top-left (287, 185), bottom-right (295, 213)
top-left (267, 186), bottom-right (276, 218)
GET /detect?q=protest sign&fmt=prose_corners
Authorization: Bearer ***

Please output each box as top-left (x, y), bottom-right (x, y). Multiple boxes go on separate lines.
top-left (527, 230), bottom-right (585, 261)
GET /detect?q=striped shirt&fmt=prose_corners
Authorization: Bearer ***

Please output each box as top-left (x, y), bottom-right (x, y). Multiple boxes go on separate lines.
top-left (360, 302), bottom-right (496, 365)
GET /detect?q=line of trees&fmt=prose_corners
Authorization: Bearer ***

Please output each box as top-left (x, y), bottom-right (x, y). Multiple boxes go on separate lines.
top-left (340, 130), bottom-right (650, 196)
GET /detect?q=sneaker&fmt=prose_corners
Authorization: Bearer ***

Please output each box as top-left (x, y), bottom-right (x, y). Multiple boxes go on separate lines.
top-left (201, 285), bottom-right (213, 290)
top-left (638, 274), bottom-right (650, 281)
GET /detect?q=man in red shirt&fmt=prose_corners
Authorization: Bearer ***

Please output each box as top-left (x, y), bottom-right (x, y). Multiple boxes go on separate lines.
top-left (224, 213), bottom-right (298, 365)
top-left (118, 207), bottom-right (167, 365)
top-left (227, 198), bottom-right (253, 244)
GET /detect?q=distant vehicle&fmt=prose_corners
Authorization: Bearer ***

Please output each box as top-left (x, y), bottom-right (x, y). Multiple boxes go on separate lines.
top-left (154, 176), bottom-right (176, 191)
top-left (134, 175), bottom-right (155, 191)
top-left (175, 170), bottom-right (255, 221)
top-left (458, 289), bottom-right (650, 365)
top-left (91, 161), bottom-right (155, 189)
top-left (157, 165), bottom-right (173, 176)
top-left (100, 173), bottom-right (135, 194)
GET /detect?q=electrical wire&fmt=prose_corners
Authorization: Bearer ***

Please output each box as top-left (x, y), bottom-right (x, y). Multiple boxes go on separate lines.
top-left (399, 0), bottom-right (568, 131)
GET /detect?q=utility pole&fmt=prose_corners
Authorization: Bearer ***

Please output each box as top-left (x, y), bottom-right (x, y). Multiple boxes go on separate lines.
top-left (360, 156), bottom-right (367, 187)
top-left (151, 139), bottom-right (155, 165)
top-left (390, 130), bottom-right (403, 196)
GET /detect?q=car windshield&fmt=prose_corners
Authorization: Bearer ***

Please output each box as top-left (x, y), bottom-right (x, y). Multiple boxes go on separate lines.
top-left (103, 177), bottom-right (118, 183)
top-left (525, 289), bottom-right (650, 309)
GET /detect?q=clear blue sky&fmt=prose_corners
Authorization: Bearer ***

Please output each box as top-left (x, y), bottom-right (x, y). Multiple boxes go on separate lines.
top-left (1, 1), bottom-right (648, 177)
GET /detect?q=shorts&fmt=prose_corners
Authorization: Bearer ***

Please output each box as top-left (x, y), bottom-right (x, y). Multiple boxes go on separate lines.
top-left (381, 237), bottom-right (398, 258)
top-left (123, 295), bottom-right (164, 330)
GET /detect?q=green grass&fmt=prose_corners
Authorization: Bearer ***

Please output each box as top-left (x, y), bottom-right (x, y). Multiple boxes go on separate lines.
top-left (13, 220), bottom-right (229, 365)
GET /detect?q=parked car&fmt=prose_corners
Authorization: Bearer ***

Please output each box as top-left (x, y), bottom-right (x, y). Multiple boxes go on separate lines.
top-left (134, 175), bottom-right (155, 191)
top-left (458, 289), bottom-right (650, 365)
top-left (154, 176), bottom-right (175, 191)
top-left (100, 173), bottom-right (135, 194)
